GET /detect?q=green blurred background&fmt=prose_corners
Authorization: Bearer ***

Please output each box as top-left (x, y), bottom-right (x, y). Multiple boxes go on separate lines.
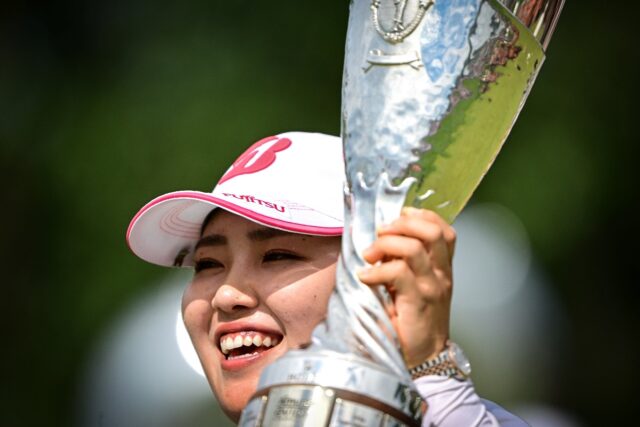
top-left (1, 0), bottom-right (638, 425)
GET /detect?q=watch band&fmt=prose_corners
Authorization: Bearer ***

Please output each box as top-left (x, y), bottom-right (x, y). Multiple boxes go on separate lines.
top-left (408, 341), bottom-right (470, 380)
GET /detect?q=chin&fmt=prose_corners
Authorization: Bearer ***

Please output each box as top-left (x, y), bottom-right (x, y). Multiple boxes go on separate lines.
top-left (210, 342), bottom-right (289, 422)
top-left (213, 370), bottom-right (260, 423)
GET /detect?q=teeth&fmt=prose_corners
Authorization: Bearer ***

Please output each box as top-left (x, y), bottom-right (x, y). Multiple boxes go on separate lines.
top-left (228, 352), bottom-right (259, 361)
top-left (219, 332), bottom-right (281, 354)
top-left (234, 336), bottom-right (243, 349)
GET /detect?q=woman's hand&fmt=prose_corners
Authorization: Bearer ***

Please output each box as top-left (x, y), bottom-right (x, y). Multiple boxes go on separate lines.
top-left (357, 207), bottom-right (456, 368)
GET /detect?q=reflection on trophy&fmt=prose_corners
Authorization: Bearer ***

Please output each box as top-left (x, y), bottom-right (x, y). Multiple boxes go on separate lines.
top-left (239, 1), bottom-right (564, 425)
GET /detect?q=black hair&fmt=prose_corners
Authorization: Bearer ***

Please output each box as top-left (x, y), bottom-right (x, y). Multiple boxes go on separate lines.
top-left (200, 208), bottom-right (222, 236)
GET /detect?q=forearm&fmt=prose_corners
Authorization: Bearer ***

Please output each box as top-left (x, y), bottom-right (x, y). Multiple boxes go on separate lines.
top-left (415, 376), bottom-right (528, 426)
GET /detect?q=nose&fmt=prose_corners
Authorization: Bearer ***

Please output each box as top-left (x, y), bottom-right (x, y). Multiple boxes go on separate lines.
top-left (211, 280), bottom-right (259, 314)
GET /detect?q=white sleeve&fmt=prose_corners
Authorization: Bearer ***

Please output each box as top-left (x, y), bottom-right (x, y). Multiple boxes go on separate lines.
top-left (414, 376), bottom-right (529, 426)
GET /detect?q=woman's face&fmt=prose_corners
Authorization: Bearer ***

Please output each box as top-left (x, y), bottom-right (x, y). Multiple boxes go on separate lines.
top-left (182, 210), bottom-right (341, 421)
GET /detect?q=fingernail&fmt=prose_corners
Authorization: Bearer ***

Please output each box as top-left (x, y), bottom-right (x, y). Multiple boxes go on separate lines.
top-left (402, 206), bottom-right (419, 216)
top-left (357, 267), bottom-right (371, 278)
top-left (376, 224), bottom-right (391, 234)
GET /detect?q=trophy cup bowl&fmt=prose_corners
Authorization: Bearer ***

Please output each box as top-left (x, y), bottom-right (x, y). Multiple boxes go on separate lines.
top-left (239, 1), bottom-right (564, 425)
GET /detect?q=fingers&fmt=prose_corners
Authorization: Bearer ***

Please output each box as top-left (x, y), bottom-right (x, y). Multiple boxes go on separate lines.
top-left (389, 208), bottom-right (457, 261)
top-left (356, 208), bottom-right (455, 367)
top-left (358, 254), bottom-right (450, 302)
top-left (362, 208), bottom-right (456, 274)
top-left (362, 234), bottom-right (432, 275)
top-left (357, 258), bottom-right (418, 296)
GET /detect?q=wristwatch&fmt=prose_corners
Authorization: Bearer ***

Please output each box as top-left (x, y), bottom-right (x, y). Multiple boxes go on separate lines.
top-left (408, 341), bottom-right (472, 380)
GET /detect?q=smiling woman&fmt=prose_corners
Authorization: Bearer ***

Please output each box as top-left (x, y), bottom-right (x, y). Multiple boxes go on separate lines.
top-left (184, 211), bottom-right (340, 418)
top-left (127, 131), bottom-right (527, 425)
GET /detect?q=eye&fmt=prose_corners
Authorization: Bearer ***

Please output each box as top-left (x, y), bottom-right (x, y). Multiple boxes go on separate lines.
top-left (194, 258), bottom-right (224, 273)
top-left (262, 250), bottom-right (304, 263)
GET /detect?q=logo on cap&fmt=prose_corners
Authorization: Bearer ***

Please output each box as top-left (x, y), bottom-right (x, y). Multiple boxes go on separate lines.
top-left (218, 136), bottom-right (292, 185)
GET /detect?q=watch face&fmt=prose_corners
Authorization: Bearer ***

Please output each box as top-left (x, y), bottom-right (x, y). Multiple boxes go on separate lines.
top-left (449, 342), bottom-right (472, 377)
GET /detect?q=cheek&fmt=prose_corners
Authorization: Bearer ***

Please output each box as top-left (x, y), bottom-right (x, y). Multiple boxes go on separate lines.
top-left (182, 295), bottom-right (213, 341)
top-left (269, 265), bottom-right (336, 345)
top-left (182, 279), bottom-right (216, 329)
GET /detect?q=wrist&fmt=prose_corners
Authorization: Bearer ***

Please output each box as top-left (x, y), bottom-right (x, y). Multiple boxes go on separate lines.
top-left (404, 335), bottom-right (448, 368)
top-left (408, 340), bottom-right (471, 381)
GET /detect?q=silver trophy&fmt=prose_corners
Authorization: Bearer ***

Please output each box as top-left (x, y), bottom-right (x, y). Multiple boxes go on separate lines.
top-left (239, 1), bottom-right (564, 425)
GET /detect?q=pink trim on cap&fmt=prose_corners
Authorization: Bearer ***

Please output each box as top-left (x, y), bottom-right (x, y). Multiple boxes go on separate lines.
top-left (126, 190), bottom-right (343, 252)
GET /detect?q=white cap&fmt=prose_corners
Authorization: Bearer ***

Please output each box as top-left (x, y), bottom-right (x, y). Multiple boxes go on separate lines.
top-left (126, 132), bottom-right (345, 267)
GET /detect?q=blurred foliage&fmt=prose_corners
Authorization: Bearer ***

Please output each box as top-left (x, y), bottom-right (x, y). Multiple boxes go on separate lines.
top-left (1, 0), bottom-right (638, 426)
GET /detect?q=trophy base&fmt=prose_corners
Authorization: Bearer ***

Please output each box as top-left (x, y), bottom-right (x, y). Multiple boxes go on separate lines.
top-left (239, 349), bottom-right (424, 427)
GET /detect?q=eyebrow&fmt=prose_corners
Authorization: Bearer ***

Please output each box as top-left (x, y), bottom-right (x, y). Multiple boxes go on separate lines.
top-left (194, 234), bottom-right (227, 250)
top-left (194, 227), bottom-right (291, 250)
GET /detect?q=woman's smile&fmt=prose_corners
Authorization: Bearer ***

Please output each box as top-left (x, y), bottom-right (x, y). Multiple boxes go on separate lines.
top-left (214, 322), bottom-right (284, 371)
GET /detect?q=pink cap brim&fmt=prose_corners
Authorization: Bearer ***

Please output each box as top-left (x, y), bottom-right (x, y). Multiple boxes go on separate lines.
top-left (127, 191), bottom-right (343, 267)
